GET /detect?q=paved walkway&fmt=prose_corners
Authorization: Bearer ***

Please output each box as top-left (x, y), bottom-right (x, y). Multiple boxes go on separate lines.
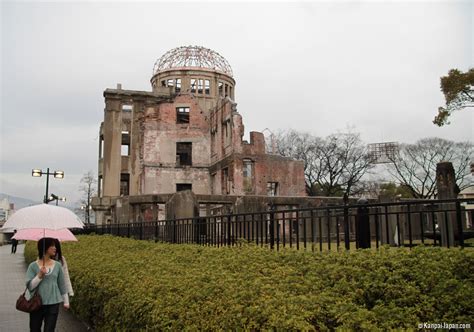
top-left (0, 243), bottom-right (92, 331)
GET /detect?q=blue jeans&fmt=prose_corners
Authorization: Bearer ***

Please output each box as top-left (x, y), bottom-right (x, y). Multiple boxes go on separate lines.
top-left (29, 303), bottom-right (60, 332)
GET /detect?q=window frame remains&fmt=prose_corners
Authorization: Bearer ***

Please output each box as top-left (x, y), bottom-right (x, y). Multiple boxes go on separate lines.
top-left (175, 78), bottom-right (181, 93)
top-left (267, 182), bottom-right (278, 196)
top-left (120, 173), bottom-right (130, 196)
top-left (176, 107), bottom-right (190, 124)
top-left (190, 79), bottom-right (197, 93)
top-left (176, 142), bottom-right (192, 166)
top-left (121, 131), bottom-right (130, 156)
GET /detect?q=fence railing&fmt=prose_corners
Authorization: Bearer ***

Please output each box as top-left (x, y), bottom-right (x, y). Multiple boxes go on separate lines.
top-left (81, 198), bottom-right (474, 251)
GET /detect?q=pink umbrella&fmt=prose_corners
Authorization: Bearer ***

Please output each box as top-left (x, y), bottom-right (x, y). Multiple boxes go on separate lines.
top-left (13, 228), bottom-right (78, 242)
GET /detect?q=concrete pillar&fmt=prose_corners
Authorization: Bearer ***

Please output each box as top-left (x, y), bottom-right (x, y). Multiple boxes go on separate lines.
top-left (436, 162), bottom-right (457, 247)
top-left (166, 190), bottom-right (199, 220)
top-left (165, 190), bottom-right (200, 243)
top-left (102, 98), bottom-right (122, 197)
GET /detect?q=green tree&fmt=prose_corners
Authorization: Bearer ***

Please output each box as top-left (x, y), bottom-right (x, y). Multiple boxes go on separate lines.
top-left (433, 68), bottom-right (474, 126)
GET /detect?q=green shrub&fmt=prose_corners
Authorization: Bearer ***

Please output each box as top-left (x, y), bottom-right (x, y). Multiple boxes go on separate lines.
top-left (26, 236), bottom-right (474, 330)
top-left (24, 240), bottom-right (37, 264)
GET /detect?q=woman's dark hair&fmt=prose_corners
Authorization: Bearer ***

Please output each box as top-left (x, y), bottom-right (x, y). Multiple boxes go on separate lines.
top-left (37, 237), bottom-right (56, 259)
top-left (54, 239), bottom-right (63, 264)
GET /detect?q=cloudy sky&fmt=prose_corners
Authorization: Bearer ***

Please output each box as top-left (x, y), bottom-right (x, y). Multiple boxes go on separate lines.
top-left (1, 1), bottom-right (472, 205)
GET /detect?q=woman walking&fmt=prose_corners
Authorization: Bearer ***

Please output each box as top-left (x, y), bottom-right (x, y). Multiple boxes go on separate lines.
top-left (26, 237), bottom-right (69, 332)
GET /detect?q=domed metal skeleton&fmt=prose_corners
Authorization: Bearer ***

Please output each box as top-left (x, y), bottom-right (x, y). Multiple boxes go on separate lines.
top-left (153, 46), bottom-right (233, 77)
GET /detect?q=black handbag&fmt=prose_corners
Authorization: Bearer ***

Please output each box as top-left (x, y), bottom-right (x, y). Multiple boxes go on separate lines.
top-left (16, 288), bottom-right (42, 313)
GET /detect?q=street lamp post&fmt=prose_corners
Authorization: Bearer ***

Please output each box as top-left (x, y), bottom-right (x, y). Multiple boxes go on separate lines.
top-left (48, 193), bottom-right (66, 206)
top-left (32, 168), bottom-right (64, 203)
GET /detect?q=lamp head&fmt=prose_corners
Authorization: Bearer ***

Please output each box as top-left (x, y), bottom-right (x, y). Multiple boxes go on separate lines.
top-left (54, 171), bottom-right (64, 179)
top-left (32, 169), bottom-right (42, 177)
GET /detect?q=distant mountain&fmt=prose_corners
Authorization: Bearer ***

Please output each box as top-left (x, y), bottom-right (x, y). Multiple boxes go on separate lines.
top-left (0, 193), bottom-right (41, 210)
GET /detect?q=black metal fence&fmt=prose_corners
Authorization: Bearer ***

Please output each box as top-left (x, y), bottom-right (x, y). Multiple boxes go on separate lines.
top-left (82, 198), bottom-right (474, 251)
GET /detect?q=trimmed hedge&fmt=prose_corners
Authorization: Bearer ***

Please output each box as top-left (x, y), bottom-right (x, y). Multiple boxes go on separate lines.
top-left (25, 236), bottom-right (473, 330)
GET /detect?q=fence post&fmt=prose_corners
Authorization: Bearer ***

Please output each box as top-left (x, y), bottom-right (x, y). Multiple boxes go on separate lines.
top-left (455, 201), bottom-right (464, 248)
top-left (227, 216), bottom-right (231, 246)
top-left (173, 220), bottom-right (177, 243)
top-left (356, 198), bottom-right (370, 249)
top-left (269, 206), bottom-right (275, 250)
top-left (407, 203), bottom-right (413, 248)
top-left (344, 204), bottom-right (350, 250)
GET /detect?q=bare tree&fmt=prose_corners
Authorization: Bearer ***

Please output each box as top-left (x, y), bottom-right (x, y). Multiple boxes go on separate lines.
top-left (78, 170), bottom-right (97, 224)
top-left (316, 132), bottom-right (374, 196)
top-left (274, 130), bottom-right (373, 197)
top-left (273, 129), bottom-right (321, 194)
top-left (387, 138), bottom-right (473, 199)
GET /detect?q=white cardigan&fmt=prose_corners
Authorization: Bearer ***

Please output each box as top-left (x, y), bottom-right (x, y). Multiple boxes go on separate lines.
top-left (61, 256), bottom-right (74, 297)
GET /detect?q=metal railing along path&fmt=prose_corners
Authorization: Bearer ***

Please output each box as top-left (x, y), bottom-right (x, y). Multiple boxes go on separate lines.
top-left (81, 198), bottom-right (474, 251)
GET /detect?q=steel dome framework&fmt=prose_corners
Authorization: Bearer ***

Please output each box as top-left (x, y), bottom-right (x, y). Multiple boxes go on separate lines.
top-left (153, 46), bottom-right (233, 77)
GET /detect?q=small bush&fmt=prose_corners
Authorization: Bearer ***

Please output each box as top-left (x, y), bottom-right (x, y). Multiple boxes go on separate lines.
top-left (25, 236), bottom-right (474, 330)
top-left (24, 240), bottom-right (37, 264)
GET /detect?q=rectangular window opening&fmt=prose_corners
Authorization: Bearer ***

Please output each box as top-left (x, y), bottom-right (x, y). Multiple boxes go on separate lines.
top-left (176, 107), bottom-right (190, 124)
top-left (167, 79), bottom-right (174, 87)
top-left (120, 173), bottom-right (130, 196)
top-left (175, 78), bottom-right (181, 93)
top-left (121, 145), bottom-right (129, 156)
top-left (98, 176), bottom-right (103, 198)
top-left (222, 168), bottom-right (230, 194)
top-left (218, 82), bottom-right (223, 96)
top-left (267, 182), bottom-right (278, 196)
top-left (176, 142), bottom-right (192, 166)
top-left (198, 79), bottom-right (203, 94)
top-left (121, 131), bottom-right (130, 156)
top-left (243, 159), bottom-right (252, 178)
top-left (122, 105), bottom-right (133, 112)
top-left (176, 183), bottom-right (192, 192)
top-left (243, 159), bottom-right (253, 193)
top-left (205, 80), bottom-right (210, 95)
top-left (99, 135), bottom-right (104, 159)
top-left (190, 79), bottom-right (196, 93)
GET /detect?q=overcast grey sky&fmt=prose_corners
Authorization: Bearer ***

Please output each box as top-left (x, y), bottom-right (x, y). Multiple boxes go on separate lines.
top-left (1, 1), bottom-right (473, 205)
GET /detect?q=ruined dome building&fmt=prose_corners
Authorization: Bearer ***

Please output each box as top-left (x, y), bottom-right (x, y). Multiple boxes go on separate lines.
top-left (94, 46), bottom-right (306, 224)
